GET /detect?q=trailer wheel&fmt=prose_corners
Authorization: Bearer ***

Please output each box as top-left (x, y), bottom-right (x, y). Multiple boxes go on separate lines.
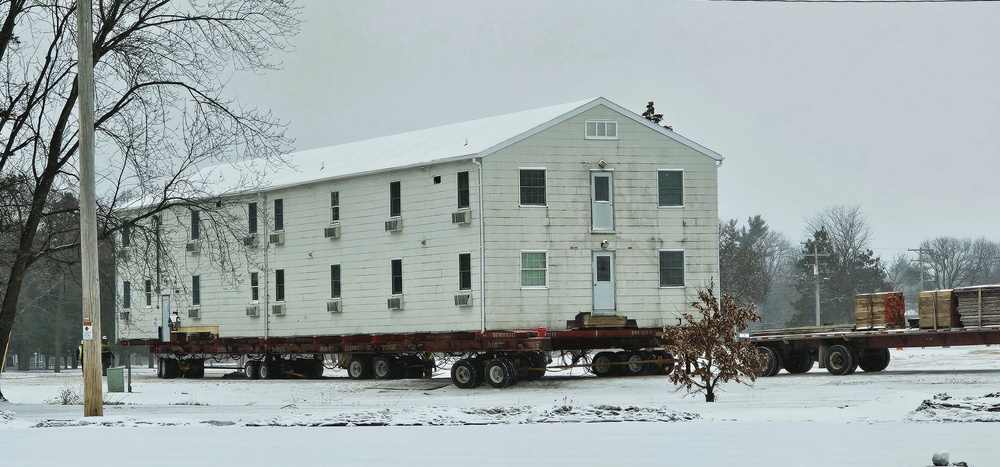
top-left (245, 360), bottom-right (260, 380)
top-left (859, 348), bottom-right (891, 373)
top-left (372, 356), bottom-right (398, 380)
top-left (591, 351), bottom-right (620, 377)
top-left (650, 350), bottom-right (675, 375)
top-left (824, 345), bottom-right (857, 376)
top-left (347, 356), bottom-right (372, 380)
top-left (259, 361), bottom-right (278, 380)
top-left (757, 347), bottom-right (782, 377)
top-left (309, 359), bottom-right (325, 379)
top-left (623, 351), bottom-right (652, 376)
top-left (156, 358), bottom-right (165, 378)
top-left (184, 359), bottom-right (205, 378)
top-left (160, 358), bottom-right (180, 379)
top-left (517, 352), bottom-right (547, 381)
top-left (451, 358), bottom-right (481, 389)
top-left (782, 351), bottom-right (813, 374)
top-left (485, 358), bottom-right (517, 388)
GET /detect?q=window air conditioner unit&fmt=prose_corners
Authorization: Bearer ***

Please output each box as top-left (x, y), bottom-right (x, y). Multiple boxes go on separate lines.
top-left (387, 296), bottom-right (404, 310)
top-left (385, 219), bottom-right (402, 232)
top-left (327, 300), bottom-right (342, 313)
top-left (188, 307), bottom-right (201, 319)
top-left (268, 231), bottom-right (284, 245)
top-left (451, 211), bottom-right (471, 225)
top-left (243, 234), bottom-right (258, 247)
top-left (185, 240), bottom-right (200, 253)
top-left (454, 293), bottom-right (472, 307)
top-left (272, 304), bottom-right (286, 316)
top-left (245, 305), bottom-right (259, 317)
top-left (324, 225), bottom-right (341, 239)
top-left (119, 311), bottom-right (130, 321)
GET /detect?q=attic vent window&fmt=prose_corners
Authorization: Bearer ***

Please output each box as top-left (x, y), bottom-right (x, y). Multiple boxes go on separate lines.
top-left (585, 120), bottom-right (618, 140)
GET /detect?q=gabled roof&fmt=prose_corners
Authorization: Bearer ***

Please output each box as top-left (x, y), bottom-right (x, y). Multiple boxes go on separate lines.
top-left (199, 97), bottom-right (723, 193)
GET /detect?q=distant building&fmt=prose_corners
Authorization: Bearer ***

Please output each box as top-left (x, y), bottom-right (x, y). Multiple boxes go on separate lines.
top-left (115, 97), bottom-right (722, 340)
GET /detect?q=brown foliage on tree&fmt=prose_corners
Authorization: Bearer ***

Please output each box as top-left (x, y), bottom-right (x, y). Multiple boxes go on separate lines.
top-left (661, 281), bottom-right (764, 402)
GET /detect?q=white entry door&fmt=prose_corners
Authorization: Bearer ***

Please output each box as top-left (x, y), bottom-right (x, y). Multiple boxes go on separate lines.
top-left (593, 251), bottom-right (616, 314)
top-left (591, 172), bottom-right (614, 232)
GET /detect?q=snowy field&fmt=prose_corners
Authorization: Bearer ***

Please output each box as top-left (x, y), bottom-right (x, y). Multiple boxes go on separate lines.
top-left (2, 346), bottom-right (999, 466)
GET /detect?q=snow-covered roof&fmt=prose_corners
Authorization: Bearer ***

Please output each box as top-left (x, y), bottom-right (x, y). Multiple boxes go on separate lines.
top-left (198, 97), bottom-right (723, 194)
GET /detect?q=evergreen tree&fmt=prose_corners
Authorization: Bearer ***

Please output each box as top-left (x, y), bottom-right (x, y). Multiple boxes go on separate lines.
top-left (788, 228), bottom-right (891, 326)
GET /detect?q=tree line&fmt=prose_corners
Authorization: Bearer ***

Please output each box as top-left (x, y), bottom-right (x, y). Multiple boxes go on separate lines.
top-left (720, 205), bottom-right (1000, 329)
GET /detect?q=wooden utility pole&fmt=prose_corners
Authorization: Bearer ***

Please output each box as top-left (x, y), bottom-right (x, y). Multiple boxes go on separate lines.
top-left (802, 241), bottom-right (828, 326)
top-left (908, 248), bottom-right (928, 291)
top-left (76, 0), bottom-right (103, 417)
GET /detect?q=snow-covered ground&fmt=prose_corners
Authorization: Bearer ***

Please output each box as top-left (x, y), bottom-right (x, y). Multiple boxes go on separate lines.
top-left (2, 346), bottom-right (999, 466)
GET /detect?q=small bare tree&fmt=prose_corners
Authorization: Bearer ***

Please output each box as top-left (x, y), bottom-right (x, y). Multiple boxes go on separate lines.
top-left (661, 281), bottom-right (763, 402)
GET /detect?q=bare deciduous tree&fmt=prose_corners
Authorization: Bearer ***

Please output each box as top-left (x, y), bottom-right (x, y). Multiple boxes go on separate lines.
top-left (661, 280), bottom-right (763, 402)
top-left (0, 0), bottom-right (300, 401)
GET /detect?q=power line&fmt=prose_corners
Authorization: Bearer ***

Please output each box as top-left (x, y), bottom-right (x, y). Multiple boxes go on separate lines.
top-left (708, 0), bottom-right (998, 3)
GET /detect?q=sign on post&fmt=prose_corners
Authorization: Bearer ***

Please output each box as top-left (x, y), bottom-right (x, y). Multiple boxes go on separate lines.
top-left (82, 319), bottom-right (94, 341)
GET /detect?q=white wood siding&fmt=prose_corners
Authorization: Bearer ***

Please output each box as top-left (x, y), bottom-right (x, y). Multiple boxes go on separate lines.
top-left (479, 105), bottom-right (719, 329)
top-left (117, 103), bottom-right (719, 339)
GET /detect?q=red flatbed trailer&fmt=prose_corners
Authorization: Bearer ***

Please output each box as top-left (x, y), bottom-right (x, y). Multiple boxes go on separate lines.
top-left (119, 326), bottom-right (672, 388)
top-left (746, 324), bottom-right (1000, 376)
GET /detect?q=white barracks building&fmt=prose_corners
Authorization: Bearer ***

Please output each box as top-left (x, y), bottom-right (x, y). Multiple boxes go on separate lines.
top-left (115, 97), bottom-right (722, 341)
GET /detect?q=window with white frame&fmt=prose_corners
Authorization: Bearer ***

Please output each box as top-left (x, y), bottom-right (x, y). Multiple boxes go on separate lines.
top-left (275, 269), bottom-right (285, 302)
top-left (391, 259), bottom-right (403, 295)
top-left (519, 169), bottom-right (546, 206)
top-left (190, 210), bottom-right (200, 240)
top-left (330, 191), bottom-right (340, 223)
top-left (120, 226), bottom-right (131, 247)
top-left (585, 120), bottom-right (618, 139)
top-left (144, 279), bottom-right (152, 307)
top-left (274, 198), bottom-right (284, 231)
top-left (389, 181), bottom-right (402, 217)
top-left (250, 272), bottom-right (259, 302)
top-left (458, 253), bottom-right (472, 291)
top-left (123, 281), bottom-right (131, 309)
top-left (330, 264), bottom-right (342, 299)
top-left (192, 275), bottom-right (201, 306)
top-left (658, 170), bottom-right (684, 207)
top-left (248, 202), bottom-right (258, 234)
top-left (658, 250), bottom-right (685, 287)
top-left (457, 171), bottom-right (470, 209)
top-left (520, 251), bottom-right (548, 288)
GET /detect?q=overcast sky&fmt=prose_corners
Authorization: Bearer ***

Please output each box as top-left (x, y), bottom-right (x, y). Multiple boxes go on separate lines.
top-left (226, 0), bottom-right (1000, 259)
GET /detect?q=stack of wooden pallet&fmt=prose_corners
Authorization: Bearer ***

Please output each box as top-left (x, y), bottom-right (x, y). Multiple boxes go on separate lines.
top-left (953, 285), bottom-right (1000, 327)
top-left (854, 292), bottom-right (906, 329)
top-left (918, 289), bottom-right (959, 329)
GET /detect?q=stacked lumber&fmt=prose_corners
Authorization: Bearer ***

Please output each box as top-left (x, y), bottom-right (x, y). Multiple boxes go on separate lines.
top-left (918, 290), bottom-right (959, 329)
top-left (854, 292), bottom-right (906, 329)
top-left (953, 285), bottom-right (1000, 327)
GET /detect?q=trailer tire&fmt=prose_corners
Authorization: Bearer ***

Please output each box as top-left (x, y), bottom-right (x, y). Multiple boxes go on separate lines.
top-left (451, 358), bottom-right (481, 389)
top-left (650, 350), bottom-right (675, 375)
top-left (259, 361), bottom-right (278, 380)
top-left (824, 345), bottom-right (857, 376)
top-left (160, 358), bottom-right (180, 379)
top-left (518, 352), bottom-right (547, 381)
top-left (309, 359), bottom-right (325, 379)
top-left (624, 351), bottom-right (652, 376)
top-left (591, 351), bottom-right (620, 377)
top-left (859, 348), bottom-right (891, 373)
top-left (245, 360), bottom-right (260, 380)
top-left (782, 351), bottom-right (813, 374)
top-left (157, 358), bottom-right (165, 378)
top-left (347, 356), bottom-right (372, 380)
top-left (485, 358), bottom-right (516, 388)
top-left (757, 347), bottom-right (782, 377)
top-left (372, 356), bottom-right (397, 380)
top-left (185, 359), bottom-right (205, 378)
